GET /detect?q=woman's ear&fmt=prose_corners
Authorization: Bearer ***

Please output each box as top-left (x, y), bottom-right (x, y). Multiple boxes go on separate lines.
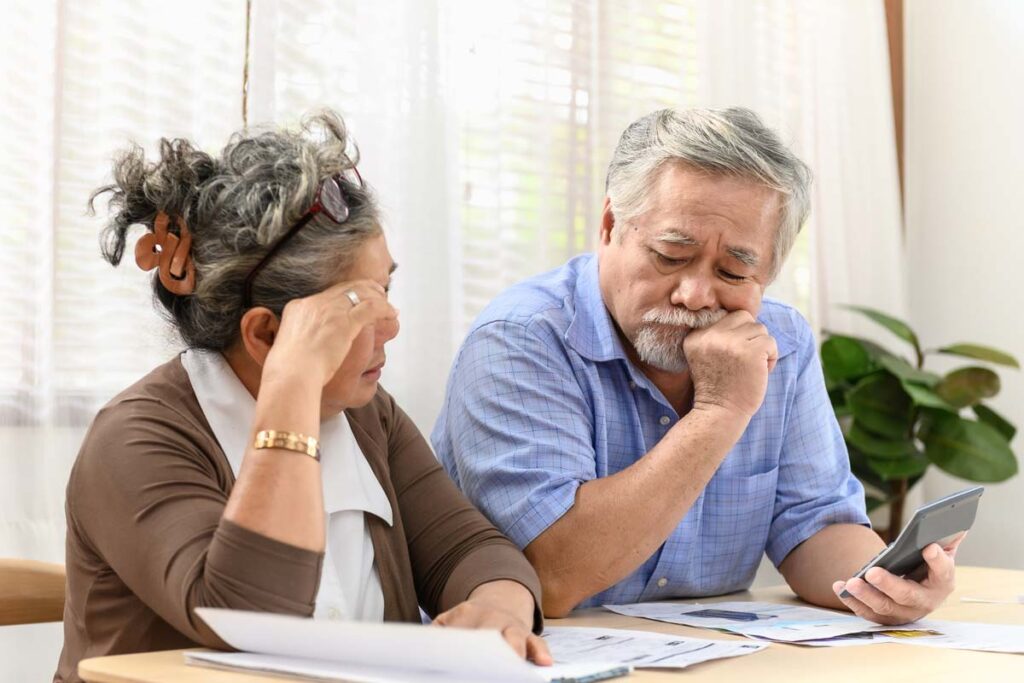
top-left (238, 307), bottom-right (281, 367)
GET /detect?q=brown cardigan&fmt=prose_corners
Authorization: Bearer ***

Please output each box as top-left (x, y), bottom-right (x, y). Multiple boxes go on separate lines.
top-left (55, 357), bottom-right (542, 683)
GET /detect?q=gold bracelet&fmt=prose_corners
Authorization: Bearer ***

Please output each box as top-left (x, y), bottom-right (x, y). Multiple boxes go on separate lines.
top-left (253, 430), bottom-right (321, 461)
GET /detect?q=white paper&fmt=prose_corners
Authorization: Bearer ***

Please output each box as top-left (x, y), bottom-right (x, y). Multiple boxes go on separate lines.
top-left (777, 633), bottom-right (889, 648)
top-left (961, 595), bottom-right (1024, 605)
top-left (604, 601), bottom-right (902, 643)
top-left (875, 620), bottom-right (1024, 654)
top-left (185, 651), bottom-right (627, 683)
top-left (191, 608), bottom-right (627, 683)
top-left (542, 626), bottom-right (768, 668)
top-left (186, 651), bottom-right (489, 683)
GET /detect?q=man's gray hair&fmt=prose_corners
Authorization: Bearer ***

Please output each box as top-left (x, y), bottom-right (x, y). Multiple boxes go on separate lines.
top-left (91, 110), bottom-right (381, 350)
top-left (605, 107), bottom-right (811, 280)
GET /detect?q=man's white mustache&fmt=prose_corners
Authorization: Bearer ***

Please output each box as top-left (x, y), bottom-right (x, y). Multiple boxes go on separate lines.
top-left (640, 307), bottom-right (727, 329)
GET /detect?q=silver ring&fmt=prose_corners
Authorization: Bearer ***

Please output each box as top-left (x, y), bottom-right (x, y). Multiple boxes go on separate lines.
top-left (344, 290), bottom-right (360, 307)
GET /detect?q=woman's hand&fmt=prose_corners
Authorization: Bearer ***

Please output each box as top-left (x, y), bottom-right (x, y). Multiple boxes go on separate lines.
top-left (263, 280), bottom-right (397, 386)
top-left (433, 580), bottom-right (552, 665)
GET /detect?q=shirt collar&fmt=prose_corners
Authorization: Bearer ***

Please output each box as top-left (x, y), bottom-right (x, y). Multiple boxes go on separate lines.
top-left (181, 349), bottom-right (393, 525)
top-left (564, 252), bottom-right (799, 362)
top-left (565, 253), bottom-right (630, 363)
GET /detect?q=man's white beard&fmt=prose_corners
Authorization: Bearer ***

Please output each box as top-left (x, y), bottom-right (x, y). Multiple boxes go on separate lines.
top-left (632, 307), bottom-right (728, 373)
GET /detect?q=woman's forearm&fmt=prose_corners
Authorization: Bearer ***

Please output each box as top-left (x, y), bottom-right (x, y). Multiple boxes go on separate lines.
top-left (222, 368), bottom-right (326, 552)
top-left (468, 579), bottom-right (537, 629)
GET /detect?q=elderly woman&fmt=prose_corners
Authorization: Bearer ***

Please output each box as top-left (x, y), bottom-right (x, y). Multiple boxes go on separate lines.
top-left (54, 112), bottom-right (549, 682)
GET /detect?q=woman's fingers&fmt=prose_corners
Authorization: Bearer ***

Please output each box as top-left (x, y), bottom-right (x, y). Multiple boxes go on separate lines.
top-left (433, 602), bottom-right (550, 664)
top-left (525, 633), bottom-right (553, 666)
top-left (500, 624), bottom-right (529, 659)
top-left (348, 296), bottom-right (398, 329)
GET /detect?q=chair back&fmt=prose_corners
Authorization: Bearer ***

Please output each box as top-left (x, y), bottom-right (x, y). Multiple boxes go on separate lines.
top-left (0, 558), bottom-right (65, 626)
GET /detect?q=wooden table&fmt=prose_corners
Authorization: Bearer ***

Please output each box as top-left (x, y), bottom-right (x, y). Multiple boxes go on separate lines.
top-left (80, 566), bottom-right (1024, 682)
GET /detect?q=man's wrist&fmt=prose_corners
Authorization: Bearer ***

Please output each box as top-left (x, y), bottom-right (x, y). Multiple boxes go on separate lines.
top-left (689, 399), bottom-right (751, 434)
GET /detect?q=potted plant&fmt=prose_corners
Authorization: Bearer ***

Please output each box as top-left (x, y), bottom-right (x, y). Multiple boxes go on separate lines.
top-left (821, 306), bottom-right (1019, 541)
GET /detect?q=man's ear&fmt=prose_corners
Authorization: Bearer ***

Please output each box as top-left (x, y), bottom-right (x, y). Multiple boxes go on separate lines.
top-left (238, 307), bottom-right (281, 367)
top-left (599, 196), bottom-right (616, 246)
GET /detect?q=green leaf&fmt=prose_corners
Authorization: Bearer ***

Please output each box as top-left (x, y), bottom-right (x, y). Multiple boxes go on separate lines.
top-left (877, 355), bottom-right (941, 387)
top-left (822, 331), bottom-right (898, 362)
top-left (921, 412), bottom-right (1018, 482)
top-left (821, 336), bottom-right (878, 382)
top-left (935, 366), bottom-right (1001, 408)
top-left (842, 305), bottom-right (921, 356)
top-left (847, 373), bottom-right (912, 440)
top-left (848, 445), bottom-right (888, 491)
top-left (867, 452), bottom-right (930, 481)
top-left (937, 344), bottom-right (1020, 369)
top-left (845, 421), bottom-right (917, 459)
top-left (865, 495), bottom-right (887, 513)
top-left (973, 404), bottom-right (1017, 441)
top-left (901, 382), bottom-right (958, 413)
top-left (825, 373), bottom-right (840, 392)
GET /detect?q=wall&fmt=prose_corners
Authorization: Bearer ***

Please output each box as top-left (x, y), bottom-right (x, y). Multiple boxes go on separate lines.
top-left (0, 427), bottom-right (83, 680)
top-left (905, 0), bottom-right (1024, 568)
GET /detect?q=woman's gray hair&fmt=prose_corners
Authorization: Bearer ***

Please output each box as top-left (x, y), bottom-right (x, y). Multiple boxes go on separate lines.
top-left (90, 110), bottom-right (381, 351)
top-left (605, 107), bottom-right (812, 280)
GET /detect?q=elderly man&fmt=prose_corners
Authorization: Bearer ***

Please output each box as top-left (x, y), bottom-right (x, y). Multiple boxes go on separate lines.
top-left (432, 108), bottom-right (960, 620)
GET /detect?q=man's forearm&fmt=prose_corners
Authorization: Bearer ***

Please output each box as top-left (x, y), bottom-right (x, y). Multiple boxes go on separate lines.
top-left (779, 523), bottom-right (886, 609)
top-left (524, 405), bottom-right (748, 616)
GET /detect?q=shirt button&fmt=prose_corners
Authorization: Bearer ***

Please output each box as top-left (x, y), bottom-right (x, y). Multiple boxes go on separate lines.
top-left (657, 577), bottom-right (668, 588)
top-left (659, 415), bottom-right (671, 426)
top-left (629, 381), bottom-right (637, 390)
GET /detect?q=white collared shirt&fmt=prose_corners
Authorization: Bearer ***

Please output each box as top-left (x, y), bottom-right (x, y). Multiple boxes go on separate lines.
top-left (181, 349), bottom-right (392, 622)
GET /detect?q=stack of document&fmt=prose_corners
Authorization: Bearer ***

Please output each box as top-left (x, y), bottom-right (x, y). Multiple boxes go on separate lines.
top-left (541, 626), bottom-right (767, 668)
top-left (188, 607), bottom-right (769, 682)
top-left (605, 601), bottom-right (1024, 652)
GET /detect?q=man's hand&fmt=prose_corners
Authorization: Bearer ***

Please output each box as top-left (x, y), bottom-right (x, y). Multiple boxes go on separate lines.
top-left (832, 533), bottom-right (965, 625)
top-left (684, 310), bottom-right (779, 418)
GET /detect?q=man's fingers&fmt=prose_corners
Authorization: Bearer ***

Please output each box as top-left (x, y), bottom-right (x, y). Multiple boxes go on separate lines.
top-left (864, 567), bottom-right (927, 611)
top-left (835, 579), bottom-right (916, 625)
top-left (759, 337), bottom-right (779, 372)
top-left (842, 577), bottom-right (903, 619)
top-left (922, 542), bottom-right (956, 586)
top-left (526, 633), bottom-right (553, 666)
top-left (734, 322), bottom-right (769, 340)
top-left (714, 310), bottom-right (757, 330)
top-left (944, 531), bottom-right (968, 555)
top-left (834, 581), bottom-right (885, 622)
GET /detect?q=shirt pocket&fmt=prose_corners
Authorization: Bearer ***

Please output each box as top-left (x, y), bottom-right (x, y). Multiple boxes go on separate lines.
top-left (697, 466), bottom-right (780, 593)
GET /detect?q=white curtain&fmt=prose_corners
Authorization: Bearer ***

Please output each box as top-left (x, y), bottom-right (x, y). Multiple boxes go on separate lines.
top-left (0, 0), bottom-right (903, 677)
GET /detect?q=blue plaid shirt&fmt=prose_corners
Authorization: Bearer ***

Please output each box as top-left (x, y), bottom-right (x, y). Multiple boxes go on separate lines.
top-left (432, 253), bottom-right (869, 608)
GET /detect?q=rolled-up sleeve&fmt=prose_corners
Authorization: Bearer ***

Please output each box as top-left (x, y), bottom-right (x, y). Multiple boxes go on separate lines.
top-left (68, 399), bottom-right (323, 647)
top-left (433, 320), bottom-right (597, 551)
top-left (766, 331), bottom-right (871, 567)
